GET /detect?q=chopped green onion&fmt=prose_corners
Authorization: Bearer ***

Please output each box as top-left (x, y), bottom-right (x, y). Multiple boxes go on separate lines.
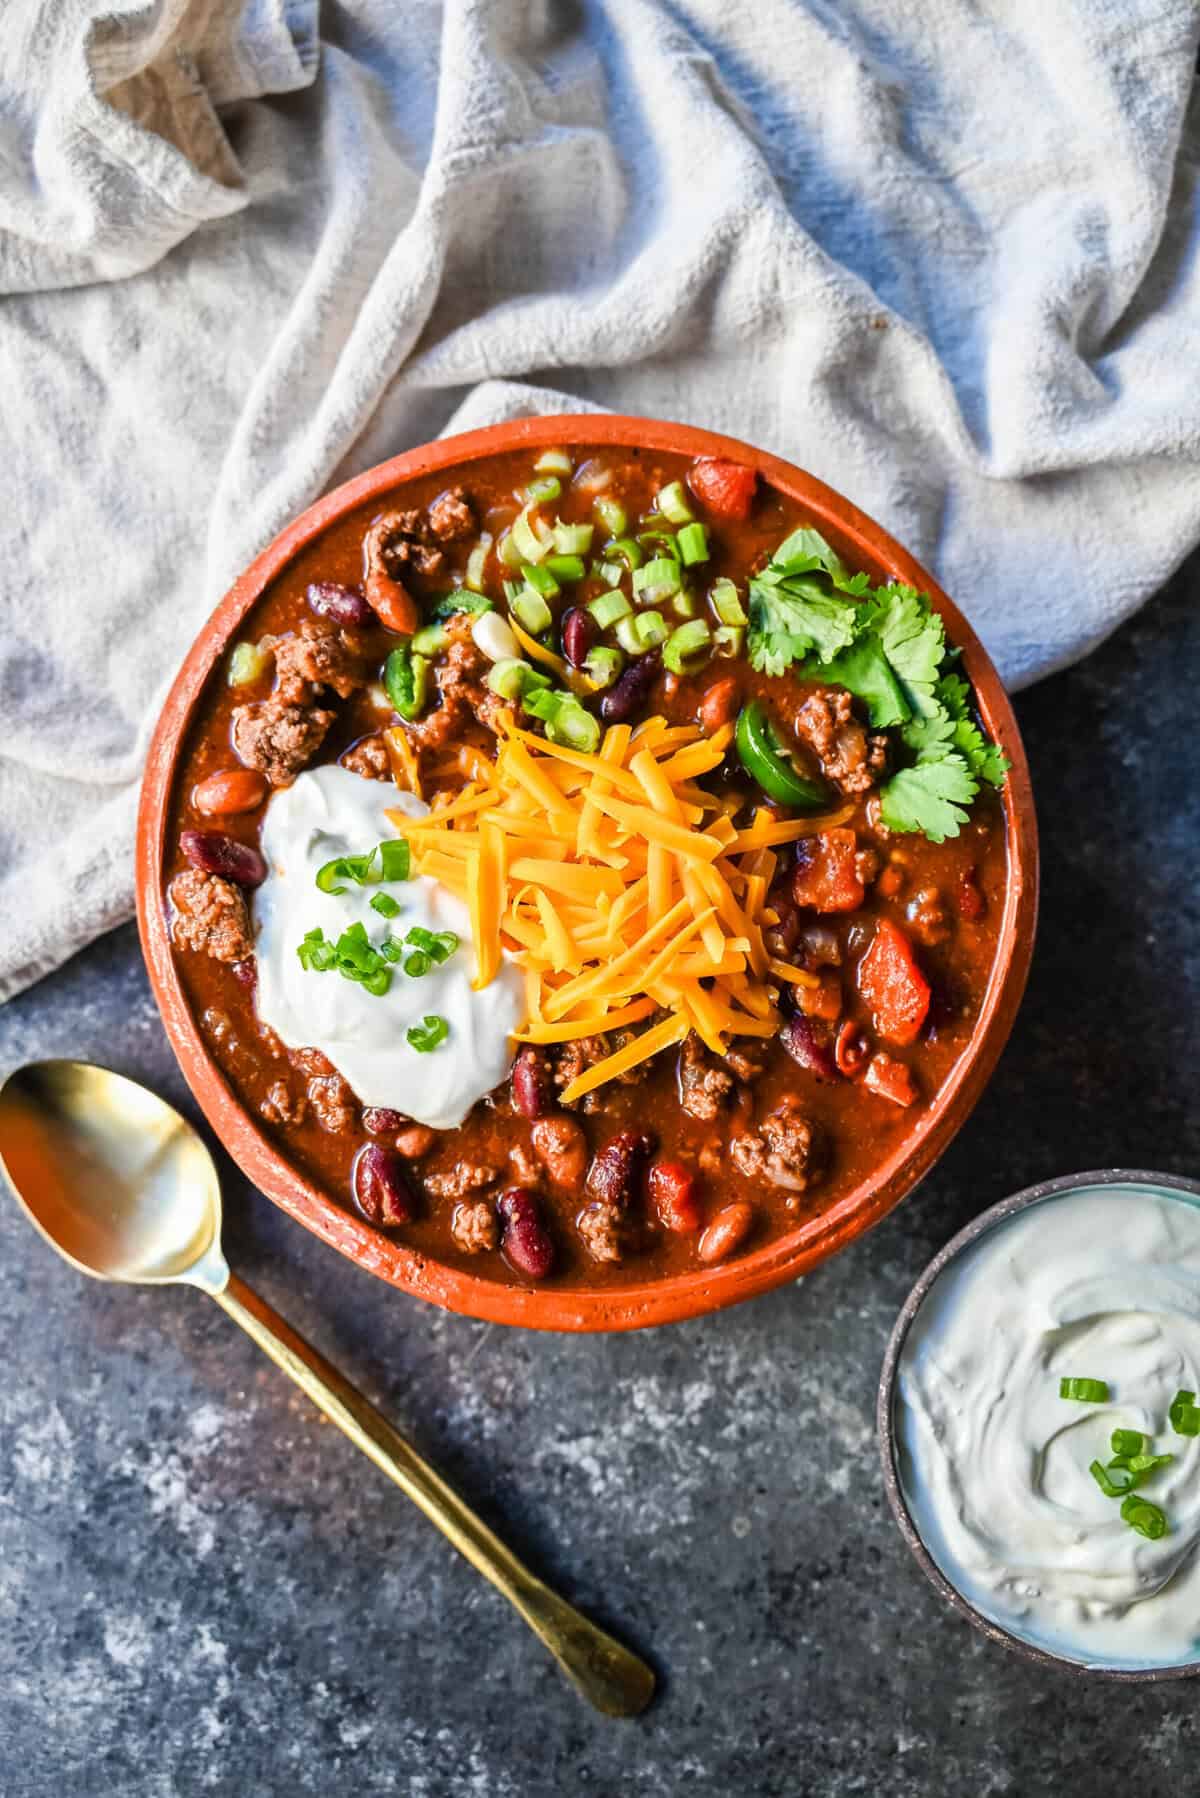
top-left (410, 622), bottom-right (447, 657)
top-left (588, 589), bottom-right (632, 629)
top-left (511, 504), bottom-right (553, 565)
top-left (713, 624), bottom-right (745, 658)
top-left (709, 577), bottom-right (747, 626)
top-left (593, 495), bottom-right (626, 537)
top-left (670, 588), bottom-right (697, 619)
top-left (606, 536), bottom-right (643, 572)
top-left (526, 475), bottom-right (562, 504)
top-left (404, 949), bottom-right (432, 978)
top-left (1121, 1495), bottom-right (1168, 1540)
top-left (378, 840), bottom-right (411, 881)
top-left (497, 529), bottom-right (524, 571)
top-left (463, 535), bottom-right (493, 592)
top-left (582, 645), bottom-right (624, 689)
top-left (509, 585), bottom-right (553, 636)
top-left (361, 967), bottom-right (392, 996)
top-left (370, 892), bottom-right (402, 919)
top-left (615, 611), bottom-right (667, 654)
top-left (1170, 1390), bottom-right (1200, 1435)
top-left (432, 930), bottom-right (459, 962)
top-left (594, 558), bottom-right (625, 587)
top-left (549, 700), bottom-right (600, 753)
top-left (316, 851), bottom-right (376, 895)
top-left (677, 522), bottom-right (709, 566)
top-left (534, 449), bottom-right (574, 476)
top-left (379, 935), bottom-right (403, 963)
top-left (1059, 1377), bottom-right (1110, 1403)
top-left (1125, 1452), bottom-right (1174, 1476)
top-left (551, 521), bottom-right (593, 556)
top-left (522, 561), bottom-right (560, 599)
top-left (432, 589), bottom-right (493, 620)
top-left (1112, 1430), bottom-right (1148, 1459)
top-left (656, 480), bottom-right (694, 524)
top-left (633, 557), bottom-right (683, 601)
top-left (487, 657), bottom-right (533, 701)
top-left (227, 639), bottom-right (271, 687)
top-left (662, 619), bottom-right (713, 675)
top-left (1090, 1459), bottom-right (1138, 1498)
top-left (407, 1014), bottom-right (450, 1053)
top-left (544, 554), bottom-right (586, 583)
top-left (384, 644), bottom-right (429, 721)
top-left (637, 529), bottom-right (680, 561)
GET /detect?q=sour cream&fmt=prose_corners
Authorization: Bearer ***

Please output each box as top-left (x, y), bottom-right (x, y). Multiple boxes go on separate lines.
top-left (252, 765), bottom-right (525, 1129)
top-left (897, 1184), bottom-right (1200, 1668)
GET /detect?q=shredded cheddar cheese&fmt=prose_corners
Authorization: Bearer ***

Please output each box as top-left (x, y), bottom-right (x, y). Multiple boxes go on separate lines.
top-left (386, 716), bottom-right (843, 1100)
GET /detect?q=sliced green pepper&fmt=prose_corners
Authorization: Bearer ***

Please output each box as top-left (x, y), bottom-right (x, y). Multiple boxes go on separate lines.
top-left (384, 644), bottom-right (430, 721)
top-left (734, 701), bottom-right (830, 811)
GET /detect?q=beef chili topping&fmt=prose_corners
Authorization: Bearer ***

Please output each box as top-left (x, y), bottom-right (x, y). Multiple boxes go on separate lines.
top-left (166, 445), bottom-right (1009, 1286)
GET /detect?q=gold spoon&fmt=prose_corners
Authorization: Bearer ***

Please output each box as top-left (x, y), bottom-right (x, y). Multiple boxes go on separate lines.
top-left (0, 1059), bottom-right (654, 1718)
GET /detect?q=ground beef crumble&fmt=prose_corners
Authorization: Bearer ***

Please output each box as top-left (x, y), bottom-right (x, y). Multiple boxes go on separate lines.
top-left (793, 688), bottom-right (887, 798)
top-left (307, 1073), bottom-right (357, 1134)
top-left (170, 869), bottom-right (253, 962)
top-left (424, 1161), bottom-right (499, 1201)
top-left (451, 1200), bottom-right (498, 1253)
top-left (232, 699), bottom-right (335, 787)
top-left (260, 1081), bottom-right (306, 1125)
top-left (340, 733), bottom-right (391, 780)
top-left (577, 1201), bottom-right (624, 1263)
top-left (427, 486), bottom-right (475, 543)
top-left (731, 1097), bottom-right (823, 1192)
top-left (273, 617), bottom-right (365, 703)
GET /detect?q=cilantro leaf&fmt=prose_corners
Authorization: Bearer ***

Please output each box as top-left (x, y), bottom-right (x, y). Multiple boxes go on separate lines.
top-left (763, 527), bottom-right (868, 593)
top-left (935, 674), bottom-right (1010, 787)
top-left (813, 634), bottom-right (911, 729)
top-left (860, 585), bottom-right (945, 716)
top-left (747, 574), bottom-right (859, 675)
top-left (880, 754), bottom-right (978, 843)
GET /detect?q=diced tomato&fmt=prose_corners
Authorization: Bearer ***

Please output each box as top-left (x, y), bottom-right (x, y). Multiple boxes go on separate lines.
top-left (649, 1161), bottom-right (702, 1233)
top-left (863, 1053), bottom-right (918, 1107)
top-left (857, 918), bottom-right (931, 1045)
top-left (792, 829), bottom-right (864, 914)
top-left (686, 457), bottom-right (758, 521)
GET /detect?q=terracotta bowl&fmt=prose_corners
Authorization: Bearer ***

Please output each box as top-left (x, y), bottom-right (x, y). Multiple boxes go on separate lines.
top-left (136, 415), bottom-right (1038, 1331)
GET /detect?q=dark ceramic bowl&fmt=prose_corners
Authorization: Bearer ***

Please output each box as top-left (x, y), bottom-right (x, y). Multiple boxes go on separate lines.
top-left (879, 1168), bottom-right (1200, 1680)
top-left (137, 414), bottom-right (1038, 1331)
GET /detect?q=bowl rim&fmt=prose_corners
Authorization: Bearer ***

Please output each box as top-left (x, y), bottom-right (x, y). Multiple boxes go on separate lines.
top-left (136, 411), bottom-right (1039, 1332)
top-left (877, 1166), bottom-right (1200, 1680)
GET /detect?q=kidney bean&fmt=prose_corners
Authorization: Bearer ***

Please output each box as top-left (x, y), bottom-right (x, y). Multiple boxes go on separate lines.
top-left (698, 1201), bottom-right (756, 1265)
top-left (697, 675), bottom-right (739, 735)
top-left (531, 1115), bottom-right (588, 1190)
top-left (179, 829), bottom-right (267, 889)
top-left (511, 1047), bottom-right (552, 1119)
top-left (352, 1143), bottom-right (416, 1226)
top-left (192, 768), bottom-right (269, 817)
top-left (780, 1014), bottom-right (839, 1081)
top-left (957, 865), bottom-right (986, 921)
top-left (585, 1130), bottom-right (656, 1208)
top-left (307, 581), bottom-right (374, 627)
top-left (362, 1106), bottom-right (407, 1136)
top-left (600, 649), bottom-right (661, 724)
top-left (497, 1187), bottom-right (554, 1279)
top-left (649, 1161), bottom-right (701, 1234)
top-left (561, 607), bottom-right (597, 669)
top-left (834, 1020), bottom-right (870, 1080)
top-left (230, 957), bottom-right (257, 988)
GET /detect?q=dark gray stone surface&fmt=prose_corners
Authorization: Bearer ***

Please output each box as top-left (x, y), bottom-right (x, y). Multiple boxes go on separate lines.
top-left (2, 559), bottom-right (1199, 1798)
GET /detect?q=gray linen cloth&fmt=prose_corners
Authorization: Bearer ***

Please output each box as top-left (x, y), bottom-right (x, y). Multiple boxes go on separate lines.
top-left (2, 0), bottom-right (1199, 1001)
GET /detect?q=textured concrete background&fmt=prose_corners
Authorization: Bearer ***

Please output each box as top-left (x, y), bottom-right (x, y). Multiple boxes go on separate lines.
top-left (2, 561), bottom-right (1199, 1797)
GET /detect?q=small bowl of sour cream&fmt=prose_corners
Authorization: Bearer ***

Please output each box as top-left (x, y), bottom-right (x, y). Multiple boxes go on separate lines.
top-left (879, 1171), bottom-right (1200, 1679)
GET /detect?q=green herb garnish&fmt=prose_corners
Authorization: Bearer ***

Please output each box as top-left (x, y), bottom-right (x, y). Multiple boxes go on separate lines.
top-left (370, 892), bottom-right (402, 919)
top-left (1170, 1390), bottom-right (1200, 1435)
top-left (1121, 1495), bottom-right (1168, 1540)
top-left (1090, 1459), bottom-right (1138, 1498)
top-left (1059, 1377), bottom-right (1110, 1403)
top-left (407, 1014), bottom-right (449, 1053)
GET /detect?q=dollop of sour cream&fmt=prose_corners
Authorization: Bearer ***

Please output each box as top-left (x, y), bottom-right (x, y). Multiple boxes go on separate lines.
top-left (898, 1185), bottom-right (1200, 1668)
top-left (253, 765), bottom-right (525, 1129)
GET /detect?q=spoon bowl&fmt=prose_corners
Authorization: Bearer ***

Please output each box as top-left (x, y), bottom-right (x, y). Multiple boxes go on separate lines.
top-left (0, 1058), bottom-right (654, 1717)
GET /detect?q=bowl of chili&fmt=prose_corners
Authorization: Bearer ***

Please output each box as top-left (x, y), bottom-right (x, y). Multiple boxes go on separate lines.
top-left (137, 415), bottom-right (1038, 1330)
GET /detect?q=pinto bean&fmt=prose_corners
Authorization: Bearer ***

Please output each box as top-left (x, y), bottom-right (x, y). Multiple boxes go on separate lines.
top-left (531, 1115), bottom-right (588, 1190)
top-left (352, 1144), bottom-right (416, 1227)
top-left (307, 581), bottom-right (374, 627)
top-left (192, 768), bottom-right (269, 817)
top-left (561, 607), bottom-right (597, 669)
top-left (394, 1124), bottom-right (436, 1158)
top-left (698, 1201), bottom-right (756, 1265)
top-left (497, 1187), bottom-right (554, 1279)
top-left (179, 829), bottom-right (267, 889)
top-left (697, 675), bottom-right (739, 735)
top-left (585, 1130), bottom-right (655, 1207)
top-left (600, 650), bottom-right (661, 724)
top-left (511, 1048), bottom-right (552, 1119)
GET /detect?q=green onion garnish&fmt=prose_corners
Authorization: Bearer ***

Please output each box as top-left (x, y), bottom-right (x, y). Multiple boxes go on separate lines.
top-left (1090, 1459), bottom-right (1138, 1498)
top-left (405, 926), bottom-right (459, 965)
top-left (370, 892), bottom-right (402, 919)
top-left (407, 1014), bottom-right (449, 1053)
top-left (1121, 1495), bottom-right (1168, 1540)
top-left (404, 950), bottom-right (432, 978)
top-left (1170, 1390), bottom-right (1200, 1435)
top-left (677, 522), bottom-right (709, 566)
top-left (315, 839), bottom-right (409, 893)
top-left (379, 935), bottom-right (403, 963)
top-left (1125, 1452), bottom-right (1174, 1476)
top-left (1111, 1429), bottom-right (1147, 1458)
top-left (1060, 1377), bottom-right (1110, 1403)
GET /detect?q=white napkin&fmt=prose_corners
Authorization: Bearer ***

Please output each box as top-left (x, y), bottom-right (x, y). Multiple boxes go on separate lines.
top-left (3, 0), bottom-right (1199, 1001)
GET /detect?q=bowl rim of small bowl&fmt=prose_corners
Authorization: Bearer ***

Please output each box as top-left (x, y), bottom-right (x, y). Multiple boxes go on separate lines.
top-left (878, 1166), bottom-right (1200, 1681)
top-left (136, 411), bottom-right (1039, 1333)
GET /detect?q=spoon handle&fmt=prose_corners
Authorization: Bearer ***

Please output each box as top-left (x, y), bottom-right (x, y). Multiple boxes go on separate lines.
top-left (211, 1271), bottom-right (654, 1718)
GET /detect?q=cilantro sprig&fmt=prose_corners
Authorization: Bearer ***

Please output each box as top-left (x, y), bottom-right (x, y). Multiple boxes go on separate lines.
top-left (747, 528), bottom-right (1009, 842)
